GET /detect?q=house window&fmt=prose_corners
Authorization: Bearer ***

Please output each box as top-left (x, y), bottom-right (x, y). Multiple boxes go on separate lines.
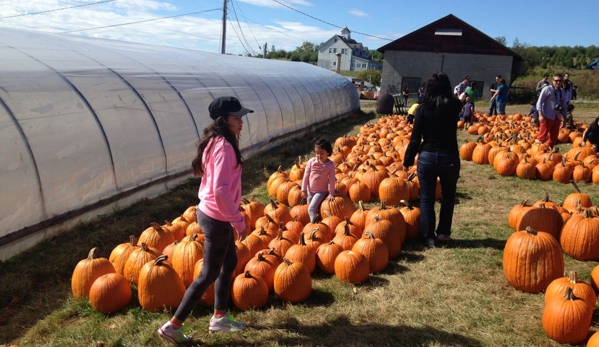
top-left (362, 63), bottom-right (366, 68)
top-left (329, 48), bottom-right (332, 53)
top-left (341, 48), bottom-right (347, 54)
top-left (333, 62), bottom-right (336, 66)
top-left (333, 48), bottom-right (337, 53)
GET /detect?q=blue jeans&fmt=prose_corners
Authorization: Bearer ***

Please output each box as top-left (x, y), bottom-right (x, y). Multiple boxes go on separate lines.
top-left (488, 99), bottom-right (497, 115)
top-left (417, 151), bottom-right (460, 241)
top-left (307, 191), bottom-right (327, 222)
top-left (496, 101), bottom-right (506, 115)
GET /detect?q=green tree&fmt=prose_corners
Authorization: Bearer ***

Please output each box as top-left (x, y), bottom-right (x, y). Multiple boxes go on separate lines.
top-left (510, 38), bottom-right (539, 75)
top-left (295, 42), bottom-right (319, 54)
top-left (368, 50), bottom-right (384, 62)
top-left (357, 69), bottom-right (382, 87)
top-left (495, 36), bottom-right (507, 46)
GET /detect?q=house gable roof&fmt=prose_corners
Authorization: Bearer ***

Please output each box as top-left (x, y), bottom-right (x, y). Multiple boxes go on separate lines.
top-left (319, 35), bottom-right (352, 52)
top-left (377, 14), bottom-right (523, 61)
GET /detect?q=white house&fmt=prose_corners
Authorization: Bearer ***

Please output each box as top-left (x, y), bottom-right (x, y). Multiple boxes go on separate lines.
top-left (318, 28), bottom-right (382, 72)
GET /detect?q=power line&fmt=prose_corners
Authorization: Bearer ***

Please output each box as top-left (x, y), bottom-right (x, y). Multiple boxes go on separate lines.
top-left (0, 0), bottom-right (116, 19)
top-left (270, 0), bottom-right (392, 42)
top-left (60, 8), bottom-right (221, 33)
top-left (229, 0), bottom-right (259, 55)
top-left (228, 16), bottom-right (257, 56)
top-left (231, 0), bottom-right (261, 50)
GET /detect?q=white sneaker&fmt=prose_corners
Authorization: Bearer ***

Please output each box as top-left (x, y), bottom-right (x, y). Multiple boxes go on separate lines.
top-left (209, 312), bottom-right (247, 332)
top-left (158, 321), bottom-right (192, 345)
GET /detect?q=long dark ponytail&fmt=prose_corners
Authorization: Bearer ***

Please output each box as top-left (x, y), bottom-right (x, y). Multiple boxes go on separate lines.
top-left (421, 72), bottom-right (456, 117)
top-left (191, 115), bottom-right (243, 177)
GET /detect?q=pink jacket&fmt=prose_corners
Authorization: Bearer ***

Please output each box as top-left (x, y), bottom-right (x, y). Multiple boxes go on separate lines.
top-left (197, 137), bottom-right (245, 233)
top-left (301, 157), bottom-right (336, 196)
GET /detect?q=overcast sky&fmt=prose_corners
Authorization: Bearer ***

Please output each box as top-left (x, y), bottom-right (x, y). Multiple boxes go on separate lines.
top-left (0, 0), bottom-right (597, 55)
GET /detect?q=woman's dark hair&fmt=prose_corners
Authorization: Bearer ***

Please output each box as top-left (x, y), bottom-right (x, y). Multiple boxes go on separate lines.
top-left (421, 72), bottom-right (456, 117)
top-left (191, 115), bottom-right (243, 177)
top-left (314, 138), bottom-right (333, 155)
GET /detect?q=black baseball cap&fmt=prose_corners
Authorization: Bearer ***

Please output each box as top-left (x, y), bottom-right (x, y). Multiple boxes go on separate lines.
top-left (208, 96), bottom-right (254, 120)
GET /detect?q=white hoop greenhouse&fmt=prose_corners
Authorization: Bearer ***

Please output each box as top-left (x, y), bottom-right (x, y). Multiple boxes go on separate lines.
top-left (0, 27), bottom-right (360, 260)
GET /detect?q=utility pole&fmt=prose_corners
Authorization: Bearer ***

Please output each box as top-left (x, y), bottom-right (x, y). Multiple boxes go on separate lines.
top-left (220, 0), bottom-right (227, 54)
top-left (263, 42), bottom-right (267, 58)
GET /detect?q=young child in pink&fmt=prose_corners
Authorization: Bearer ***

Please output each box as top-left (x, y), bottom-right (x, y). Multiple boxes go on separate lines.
top-left (301, 138), bottom-right (336, 222)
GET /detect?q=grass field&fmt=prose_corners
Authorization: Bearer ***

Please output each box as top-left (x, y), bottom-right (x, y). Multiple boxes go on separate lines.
top-left (2, 100), bottom-right (599, 347)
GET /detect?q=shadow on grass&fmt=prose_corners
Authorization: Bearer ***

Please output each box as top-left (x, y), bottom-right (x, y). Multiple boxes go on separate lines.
top-left (206, 315), bottom-right (483, 347)
top-left (437, 238), bottom-right (506, 250)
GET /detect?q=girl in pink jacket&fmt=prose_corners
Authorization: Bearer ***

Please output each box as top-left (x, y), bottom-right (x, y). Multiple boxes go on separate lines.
top-left (301, 138), bottom-right (336, 222)
top-left (158, 96), bottom-right (252, 345)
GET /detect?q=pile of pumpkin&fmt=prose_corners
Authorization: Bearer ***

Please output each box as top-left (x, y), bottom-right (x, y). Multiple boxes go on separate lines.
top-left (71, 113), bottom-right (438, 315)
top-left (459, 112), bottom-right (599, 183)
top-left (71, 198), bottom-right (418, 315)
top-left (503, 184), bottom-right (599, 345)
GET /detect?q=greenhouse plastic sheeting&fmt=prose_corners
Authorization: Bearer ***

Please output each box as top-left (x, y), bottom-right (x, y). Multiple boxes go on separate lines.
top-left (0, 27), bottom-right (360, 260)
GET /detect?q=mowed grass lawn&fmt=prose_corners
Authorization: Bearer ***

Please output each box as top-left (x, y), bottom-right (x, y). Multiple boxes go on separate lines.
top-left (2, 100), bottom-right (599, 347)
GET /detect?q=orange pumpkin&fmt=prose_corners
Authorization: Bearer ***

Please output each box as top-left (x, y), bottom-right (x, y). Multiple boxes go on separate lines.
top-left (72, 247), bottom-right (116, 298)
top-left (273, 258), bottom-right (312, 303)
top-left (334, 250), bottom-right (370, 284)
top-left (89, 273), bottom-right (132, 314)
top-left (231, 271), bottom-right (269, 311)
top-left (503, 227), bottom-right (564, 293)
top-left (542, 287), bottom-right (593, 344)
top-left (138, 255), bottom-right (186, 312)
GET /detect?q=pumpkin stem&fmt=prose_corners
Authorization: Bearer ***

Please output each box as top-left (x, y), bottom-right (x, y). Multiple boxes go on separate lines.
top-left (569, 271), bottom-right (579, 284)
top-left (563, 286), bottom-right (575, 300)
top-left (311, 214), bottom-right (322, 223)
top-left (87, 247), bottom-right (98, 260)
top-left (299, 232), bottom-right (307, 245)
top-left (154, 255), bottom-right (168, 265)
top-left (524, 226), bottom-right (537, 235)
top-left (344, 223), bottom-right (351, 235)
top-left (570, 179), bottom-right (582, 193)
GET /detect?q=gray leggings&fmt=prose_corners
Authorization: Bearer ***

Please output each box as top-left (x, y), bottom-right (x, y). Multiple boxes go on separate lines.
top-left (174, 209), bottom-right (237, 321)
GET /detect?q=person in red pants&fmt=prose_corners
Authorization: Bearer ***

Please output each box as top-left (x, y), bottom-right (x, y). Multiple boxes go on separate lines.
top-left (535, 74), bottom-right (568, 149)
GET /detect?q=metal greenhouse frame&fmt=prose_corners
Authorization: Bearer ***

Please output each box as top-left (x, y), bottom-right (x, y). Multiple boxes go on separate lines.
top-left (0, 28), bottom-right (360, 260)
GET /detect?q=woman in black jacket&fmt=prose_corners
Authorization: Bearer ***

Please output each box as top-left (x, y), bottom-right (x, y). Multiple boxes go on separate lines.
top-left (403, 73), bottom-right (462, 249)
top-left (582, 116), bottom-right (599, 149)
